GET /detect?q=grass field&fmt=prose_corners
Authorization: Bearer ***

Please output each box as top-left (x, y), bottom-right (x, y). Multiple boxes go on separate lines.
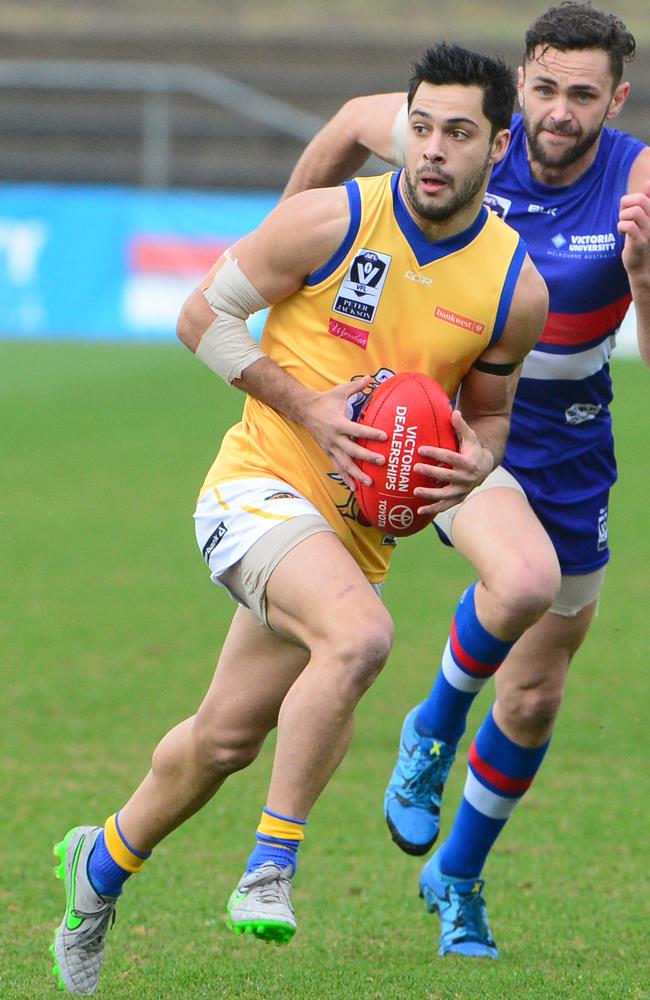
top-left (2, 341), bottom-right (649, 1000)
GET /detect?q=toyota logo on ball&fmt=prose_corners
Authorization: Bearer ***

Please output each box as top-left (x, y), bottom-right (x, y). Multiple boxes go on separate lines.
top-left (388, 505), bottom-right (414, 530)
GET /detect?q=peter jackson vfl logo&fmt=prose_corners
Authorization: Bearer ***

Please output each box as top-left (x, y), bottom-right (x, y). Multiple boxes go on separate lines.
top-left (333, 249), bottom-right (391, 323)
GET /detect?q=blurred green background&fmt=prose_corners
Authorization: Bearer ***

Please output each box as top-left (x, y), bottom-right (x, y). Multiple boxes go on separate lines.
top-left (2, 343), bottom-right (648, 998)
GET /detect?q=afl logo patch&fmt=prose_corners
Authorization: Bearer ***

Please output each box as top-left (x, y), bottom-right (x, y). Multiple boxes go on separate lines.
top-left (332, 249), bottom-right (392, 324)
top-left (484, 192), bottom-right (512, 219)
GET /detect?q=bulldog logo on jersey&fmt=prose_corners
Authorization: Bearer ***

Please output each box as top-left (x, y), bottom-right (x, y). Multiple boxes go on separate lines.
top-left (344, 367), bottom-right (395, 422)
top-left (333, 249), bottom-right (392, 323)
top-left (327, 368), bottom-right (396, 528)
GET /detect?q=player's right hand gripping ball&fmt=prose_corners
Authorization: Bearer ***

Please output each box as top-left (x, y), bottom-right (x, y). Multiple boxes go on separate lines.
top-left (354, 372), bottom-right (458, 536)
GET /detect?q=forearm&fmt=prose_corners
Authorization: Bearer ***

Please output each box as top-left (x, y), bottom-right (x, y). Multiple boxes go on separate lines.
top-left (188, 319), bottom-right (382, 490)
top-left (455, 360), bottom-right (526, 477)
top-left (283, 121), bottom-right (371, 200)
top-left (629, 273), bottom-right (650, 367)
top-left (464, 412), bottom-right (510, 472)
top-left (282, 94), bottom-right (405, 200)
top-left (232, 356), bottom-right (318, 421)
top-left (177, 289), bottom-right (319, 419)
top-left (619, 167), bottom-right (650, 365)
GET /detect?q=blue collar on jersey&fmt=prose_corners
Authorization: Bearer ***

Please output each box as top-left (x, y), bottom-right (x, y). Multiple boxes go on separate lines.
top-left (392, 170), bottom-right (489, 266)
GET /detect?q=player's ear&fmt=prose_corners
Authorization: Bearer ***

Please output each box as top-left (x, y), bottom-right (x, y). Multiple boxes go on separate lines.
top-left (516, 65), bottom-right (525, 109)
top-left (606, 81), bottom-right (630, 121)
top-left (490, 128), bottom-right (511, 164)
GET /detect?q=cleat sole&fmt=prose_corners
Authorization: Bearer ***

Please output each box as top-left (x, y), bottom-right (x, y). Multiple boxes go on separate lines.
top-left (50, 827), bottom-right (82, 992)
top-left (386, 815), bottom-right (436, 857)
top-left (419, 886), bottom-right (441, 915)
top-left (51, 835), bottom-right (69, 990)
top-left (226, 917), bottom-right (296, 944)
top-left (50, 936), bottom-right (65, 990)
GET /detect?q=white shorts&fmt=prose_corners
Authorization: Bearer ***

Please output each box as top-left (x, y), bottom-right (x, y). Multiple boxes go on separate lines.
top-left (434, 465), bottom-right (606, 617)
top-left (194, 478), bottom-right (330, 579)
top-left (194, 478), bottom-right (382, 628)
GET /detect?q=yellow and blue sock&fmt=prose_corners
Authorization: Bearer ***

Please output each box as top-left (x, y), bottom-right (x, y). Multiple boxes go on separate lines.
top-left (245, 807), bottom-right (307, 876)
top-left (87, 812), bottom-right (151, 897)
top-left (416, 582), bottom-right (515, 745)
top-left (439, 707), bottom-right (550, 878)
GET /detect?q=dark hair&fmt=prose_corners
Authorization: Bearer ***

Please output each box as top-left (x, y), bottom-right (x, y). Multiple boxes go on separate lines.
top-left (407, 43), bottom-right (516, 137)
top-left (524, 3), bottom-right (636, 84)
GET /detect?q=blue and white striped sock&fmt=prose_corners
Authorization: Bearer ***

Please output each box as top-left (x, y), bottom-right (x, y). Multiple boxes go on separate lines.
top-left (439, 708), bottom-right (550, 878)
top-left (416, 583), bottom-right (514, 745)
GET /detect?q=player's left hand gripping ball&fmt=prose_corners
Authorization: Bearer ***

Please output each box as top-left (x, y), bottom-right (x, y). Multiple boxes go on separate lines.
top-left (353, 372), bottom-right (458, 536)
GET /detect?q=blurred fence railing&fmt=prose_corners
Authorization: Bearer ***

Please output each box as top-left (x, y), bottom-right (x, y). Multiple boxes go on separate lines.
top-left (0, 59), bottom-right (325, 188)
top-left (0, 56), bottom-right (648, 190)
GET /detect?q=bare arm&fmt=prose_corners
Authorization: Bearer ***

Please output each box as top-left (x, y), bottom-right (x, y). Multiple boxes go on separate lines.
top-left (413, 255), bottom-right (549, 515)
top-left (176, 187), bottom-right (386, 486)
top-left (282, 93), bottom-right (407, 199)
top-left (621, 148), bottom-right (650, 368)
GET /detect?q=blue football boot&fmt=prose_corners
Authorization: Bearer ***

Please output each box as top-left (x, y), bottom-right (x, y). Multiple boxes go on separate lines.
top-left (384, 705), bottom-right (456, 855)
top-left (419, 850), bottom-right (499, 959)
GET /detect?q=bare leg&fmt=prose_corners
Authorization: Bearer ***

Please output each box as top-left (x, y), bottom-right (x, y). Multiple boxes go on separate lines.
top-left (451, 487), bottom-right (561, 640)
top-left (119, 607), bottom-right (309, 851)
top-left (215, 531), bottom-right (392, 941)
top-left (119, 531), bottom-right (392, 850)
top-left (494, 600), bottom-right (597, 747)
top-left (262, 531), bottom-right (394, 818)
top-left (383, 484), bottom-right (560, 863)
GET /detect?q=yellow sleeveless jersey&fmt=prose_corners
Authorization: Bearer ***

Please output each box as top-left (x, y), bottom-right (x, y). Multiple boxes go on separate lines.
top-left (201, 171), bottom-right (526, 582)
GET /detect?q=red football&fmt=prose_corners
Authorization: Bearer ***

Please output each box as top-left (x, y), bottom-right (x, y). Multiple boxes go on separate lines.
top-left (354, 372), bottom-right (458, 536)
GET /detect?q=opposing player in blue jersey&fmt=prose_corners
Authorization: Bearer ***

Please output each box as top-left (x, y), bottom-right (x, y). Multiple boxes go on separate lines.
top-left (283, 2), bottom-right (650, 958)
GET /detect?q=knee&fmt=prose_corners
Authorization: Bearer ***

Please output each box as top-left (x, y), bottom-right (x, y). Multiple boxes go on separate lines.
top-left (513, 559), bottom-right (561, 620)
top-left (499, 681), bottom-right (565, 738)
top-left (190, 717), bottom-right (263, 778)
top-left (488, 552), bottom-right (561, 632)
top-left (329, 610), bottom-right (394, 696)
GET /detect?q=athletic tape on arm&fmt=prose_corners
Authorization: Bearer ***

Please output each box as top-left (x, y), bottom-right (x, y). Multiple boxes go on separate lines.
top-left (196, 253), bottom-right (269, 383)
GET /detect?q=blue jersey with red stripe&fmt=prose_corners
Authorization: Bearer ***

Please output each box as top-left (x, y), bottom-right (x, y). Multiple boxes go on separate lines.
top-left (486, 115), bottom-right (644, 486)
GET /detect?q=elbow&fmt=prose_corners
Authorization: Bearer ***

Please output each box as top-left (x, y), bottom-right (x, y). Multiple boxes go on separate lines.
top-left (337, 97), bottom-right (370, 144)
top-left (176, 306), bottom-right (195, 352)
top-left (176, 288), bottom-right (215, 353)
top-left (639, 334), bottom-right (650, 369)
top-left (635, 333), bottom-right (650, 369)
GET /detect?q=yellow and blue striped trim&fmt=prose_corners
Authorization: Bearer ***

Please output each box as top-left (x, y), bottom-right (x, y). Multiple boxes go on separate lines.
top-left (104, 812), bottom-right (151, 873)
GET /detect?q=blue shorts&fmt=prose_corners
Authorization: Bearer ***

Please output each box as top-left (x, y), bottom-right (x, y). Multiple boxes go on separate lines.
top-left (502, 457), bottom-right (612, 575)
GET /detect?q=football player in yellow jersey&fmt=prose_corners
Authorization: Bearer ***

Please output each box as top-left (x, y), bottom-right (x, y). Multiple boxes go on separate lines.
top-left (50, 45), bottom-right (558, 993)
